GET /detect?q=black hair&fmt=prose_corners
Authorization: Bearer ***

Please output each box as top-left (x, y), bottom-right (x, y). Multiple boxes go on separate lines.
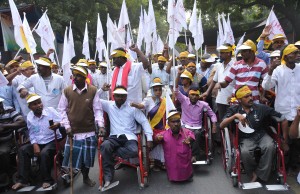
top-left (114, 85), bottom-right (127, 91)
top-left (189, 86), bottom-right (200, 91)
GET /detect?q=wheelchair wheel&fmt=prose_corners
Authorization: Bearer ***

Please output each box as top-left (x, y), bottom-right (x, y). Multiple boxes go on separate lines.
top-left (222, 128), bottom-right (232, 174)
top-left (232, 176), bottom-right (238, 187)
top-left (207, 117), bottom-right (213, 159)
top-left (141, 132), bottom-right (149, 174)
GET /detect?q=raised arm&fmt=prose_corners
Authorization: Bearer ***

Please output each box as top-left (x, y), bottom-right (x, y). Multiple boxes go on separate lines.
top-left (129, 44), bottom-right (149, 69)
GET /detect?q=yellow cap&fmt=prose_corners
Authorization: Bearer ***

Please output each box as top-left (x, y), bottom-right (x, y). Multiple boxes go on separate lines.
top-left (235, 85), bottom-right (252, 99)
top-left (186, 62), bottom-right (196, 68)
top-left (6, 60), bottom-right (19, 67)
top-left (20, 61), bottom-right (33, 69)
top-left (26, 94), bottom-right (41, 104)
top-left (281, 44), bottom-right (299, 65)
top-left (238, 39), bottom-right (257, 53)
top-left (158, 56), bottom-right (167, 62)
top-left (180, 70), bottom-right (193, 81)
top-left (111, 50), bottom-right (127, 58)
top-left (167, 110), bottom-right (181, 120)
top-left (178, 51), bottom-right (189, 59)
top-left (72, 66), bottom-right (88, 77)
top-left (272, 34), bottom-right (286, 41)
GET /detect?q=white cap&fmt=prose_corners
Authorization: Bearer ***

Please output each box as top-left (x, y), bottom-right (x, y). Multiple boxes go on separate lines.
top-left (237, 44), bottom-right (252, 50)
top-left (76, 62), bottom-right (88, 67)
top-left (269, 50), bottom-right (281, 58)
top-left (150, 82), bottom-right (163, 88)
top-left (26, 94), bottom-right (41, 104)
top-left (0, 97), bottom-right (4, 102)
top-left (217, 45), bottom-right (229, 50)
top-left (35, 59), bottom-right (51, 66)
top-left (99, 62), bottom-right (108, 67)
top-left (167, 110), bottom-right (180, 120)
top-left (113, 88), bottom-right (128, 94)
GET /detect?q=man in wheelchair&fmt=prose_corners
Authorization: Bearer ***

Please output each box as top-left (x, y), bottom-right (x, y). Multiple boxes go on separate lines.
top-left (220, 85), bottom-right (286, 182)
top-left (12, 94), bottom-right (62, 190)
top-left (99, 86), bottom-right (153, 188)
top-left (0, 97), bottom-right (26, 188)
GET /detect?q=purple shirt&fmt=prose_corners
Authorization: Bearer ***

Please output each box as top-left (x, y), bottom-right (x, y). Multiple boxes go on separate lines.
top-left (175, 88), bottom-right (217, 127)
top-left (158, 128), bottom-right (195, 181)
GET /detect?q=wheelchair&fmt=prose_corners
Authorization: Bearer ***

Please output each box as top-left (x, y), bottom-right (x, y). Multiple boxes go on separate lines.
top-left (220, 116), bottom-right (288, 190)
top-left (184, 108), bottom-right (213, 165)
top-left (97, 127), bottom-right (149, 191)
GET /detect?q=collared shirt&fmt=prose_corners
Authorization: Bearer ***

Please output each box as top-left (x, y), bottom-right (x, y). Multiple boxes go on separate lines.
top-left (12, 74), bottom-right (34, 117)
top-left (158, 127), bottom-right (195, 181)
top-left (92, 71), bottom-right (112, 100)
top-left (101, 100), bottom-right (153, 141)
top-left (224, 103), bottom-right (282, 139)
top-left (27, 107), bottom-right (62, 144)
top-left (225, 57), bottom-right (268, 102)
top-left (58, 83), bottom-right (104, 140)
top-left (0, 86), bottom-right (20, 113)
top-left (197, 64), bottom-right (215, 80)
top-left (175, 88), bottom-right (217, 127)
top-left (17, 73), bottom-right (66, 109)
top-left (151, 64), bottom-right (173, 86)
top-left (213, 59), bottom-right (235, 105)
top-left (256, 40), bottom-right (271, 65)
top-left (111, 62), bottom-right (144, 103)
top-left (262, 63), bottom-right (300, 120)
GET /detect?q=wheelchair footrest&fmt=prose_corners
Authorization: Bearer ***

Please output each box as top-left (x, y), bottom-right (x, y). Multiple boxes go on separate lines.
top-left (241, 182), bottom-right (262, 189)
top-left (265, 184), bottom-right (289, 191)
top-left (99, 181), bottom-right (119, 192)
top-left (17, 186), bottom-right (35, 192)
top-left (192, 161), bottom-right (207, 165)
top-left (36, 183), bottom-right (57, 191)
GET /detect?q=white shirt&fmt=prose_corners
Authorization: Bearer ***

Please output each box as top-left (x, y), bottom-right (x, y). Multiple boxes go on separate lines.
top-left (17, 73), bottom-right (65, 110)
top-left (12, 74), bottom-right (34, 117)
top-left (262, 63), bottom-right (300, 120)
top-left (92, 71), bottom-right (112, 100)
top-left (151, 64), bottom-right (172, 86)
top-left (213, 59), bottom-right (235, 105)
top-left (27, 107), bottom-right (62, 144)
top-left (101, 100), bottom-right (153, 141)
top-left (112, 62), bottom-right (144, 103)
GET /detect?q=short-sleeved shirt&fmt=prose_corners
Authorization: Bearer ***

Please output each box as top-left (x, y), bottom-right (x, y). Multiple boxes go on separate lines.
top-left (224, 57), bottom-right (268, 102)
top-left (0, 106), bottom-right (23, 138)
top-left (223, 103), bottom-right (282, 139)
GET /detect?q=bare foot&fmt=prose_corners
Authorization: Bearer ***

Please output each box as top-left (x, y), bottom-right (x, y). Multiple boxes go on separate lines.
top-left (42, 182), bottom-right (51, 189)
top-left (83, 177), bottom-right (96, 187)
top-left (12, 182), bottom-right (29, 190)
top-left (250, 172), bottom-right (257, 182)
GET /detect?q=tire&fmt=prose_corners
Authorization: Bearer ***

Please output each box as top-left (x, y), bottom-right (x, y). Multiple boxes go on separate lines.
top-left (141, 131), bottom-right (149, 174)
top-left (224, 128), bottom-right (232, 174)
top-left (207, 117), bottom-right (213, 156)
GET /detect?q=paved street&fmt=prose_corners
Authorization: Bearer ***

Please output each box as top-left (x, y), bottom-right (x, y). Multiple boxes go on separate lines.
top-left (4, 147), bottom-right (299, 194)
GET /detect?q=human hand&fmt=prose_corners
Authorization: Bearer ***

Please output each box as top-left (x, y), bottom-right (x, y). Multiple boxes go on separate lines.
top-left (47, 49), bottom-right (55, 55)
top-left (19, 89), bottom-right (29, 99)
top-left (235, 113), bottom-right (247, 127)
top-left (66, 128), bottom-right (73, 138)
top-left (156, 134), bottom-right (163, 141)
top-left (33, 144), bottom-right (41, 156)
top-left (129, 44), bottom-right (139, 52)
top-left (200, 92), bottom-right (208, 101)
top-left (261, 25), bottom-right (271, 38)
top-left (260, 96), bottom-right (269, 104)
top-left (182, 137), bottom-right (191, 145)
top-left (98, 127), bottom-right (106, 137)
top-left (101, 83), bottom-right (111, 91)
top-left (15, 55), bottom-right (23, 62)
top-left (49, 122), bottom-right (60, 131)
top-left (177, 66), bottom-right (185, 75)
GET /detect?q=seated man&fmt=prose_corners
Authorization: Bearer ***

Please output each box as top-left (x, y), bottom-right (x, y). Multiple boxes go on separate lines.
top-left (155, 110), bottom-right (195, 182)
top-left (220, 85), bottom-right (285, 182)
top-left (175, 67), bottom-right (217, 162)
top-left (0, 98), bottom-right (26, 188)
top-left (99, 86), bottom-right (153, 188)
top-left (12, 94), bottom-right (62, 190)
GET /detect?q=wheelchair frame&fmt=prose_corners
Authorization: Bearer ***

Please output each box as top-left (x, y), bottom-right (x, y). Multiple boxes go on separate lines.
top-left (221, 116), bottom-right (287, 189)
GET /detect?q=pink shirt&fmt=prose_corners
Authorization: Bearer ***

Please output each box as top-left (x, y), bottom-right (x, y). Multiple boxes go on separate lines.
top-left (158, 128), bottom-right (195, 181)
top-left (175, 88), bottom-right (217, 127)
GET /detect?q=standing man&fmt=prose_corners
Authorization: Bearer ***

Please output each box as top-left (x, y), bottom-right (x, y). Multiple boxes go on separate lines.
top-left (58, 66), bottom-right (104, 187)
top-left (17, 57), bottom-right (65, 110)
top-left (201, 44), bottom-right (235, 121)
top-left (87, 60), bottom-right (100, 82)
top-left (93, 61), bottom-right (111, 100)
top-left (219, 40), bottom-right (268, 104)
top-left (155, 110), bottom-right (195, 182)
top-left (110, 44), bottom-right (149, 103)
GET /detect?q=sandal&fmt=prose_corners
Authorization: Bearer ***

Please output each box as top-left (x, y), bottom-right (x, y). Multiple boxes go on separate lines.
top-left (42, 182), bottom-right (51, 189)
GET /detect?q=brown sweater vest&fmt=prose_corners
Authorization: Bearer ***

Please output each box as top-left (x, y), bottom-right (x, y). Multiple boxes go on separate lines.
top-left (64, 85), bottom-right (97, 134)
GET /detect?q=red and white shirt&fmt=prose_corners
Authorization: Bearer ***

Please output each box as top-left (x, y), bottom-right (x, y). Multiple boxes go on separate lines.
top-left (224, 57), bottom-right (268, 102)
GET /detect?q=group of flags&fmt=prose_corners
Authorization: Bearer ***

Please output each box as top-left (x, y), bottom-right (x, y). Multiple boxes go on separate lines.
top-left (8, 0), bottom-right (287, 67)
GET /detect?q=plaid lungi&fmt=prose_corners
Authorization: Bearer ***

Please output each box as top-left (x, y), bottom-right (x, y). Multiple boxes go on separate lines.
top-left (62, 136), bottom-right (97, 169)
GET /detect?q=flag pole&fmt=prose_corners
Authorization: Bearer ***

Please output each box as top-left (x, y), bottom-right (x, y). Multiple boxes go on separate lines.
top-left (94, 50), bottom-right (97, 60)
top-left (184, 29), bottom-right (187, 46)
top-left (128, 22), bottom-right (135, 44)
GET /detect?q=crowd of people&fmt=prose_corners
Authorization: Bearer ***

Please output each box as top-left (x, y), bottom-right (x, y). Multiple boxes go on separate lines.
top-left (0, 24), bottom-right (300, 191)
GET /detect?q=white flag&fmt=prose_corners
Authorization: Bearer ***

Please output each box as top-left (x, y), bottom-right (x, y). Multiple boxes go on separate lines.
top-left (35, 12), bottom-right (55, 54)
top-left (136, 6), bottom-right (144, 49)
top-left (225, 14), bottom-right (235, 45)
top-left (22, 13), bottom-right (37, 54)
top-left (68, 22), bottom-right (75, 59)
top-left (197, 11), bottom-right (204, 50)
top-left (82, 22), bottom-right (90, 59)
top-left (221, 13), bottom-right (228, 44)
top-left (188, 39), bottom-right (193, 53)
top-left (266, 9), bottom-right (288, 43)
top-left (152, 31), bottom-right (158, 55)
top-left (107, 14), bottom-right (123, 47)
top-left (143, 9), bottom-right (152, 55)
top-left (96, 13), bottom-right (106, 61)
top-left (118, 0), bottom-right (129, 44)
top-left (217, 13), bottom-right (224, 47)
top-left (157, 35), bottom-right (164, 53)
top-left (62, 27), bottom-right (72, 86)
top-left (235, 32), bottom-right (246, 55)
top-left (189, 0), bottom-right (197, 38)
top-left (8, 0), bottom-right (25, 49)
top-left (167, 0), bottom-right (179, 49)
top-left (175, 0), bottom-right (187, 30)
top-left (147, 0), bottom-right (156, 34)
top-left (166, 90), bottom-right (176, 118)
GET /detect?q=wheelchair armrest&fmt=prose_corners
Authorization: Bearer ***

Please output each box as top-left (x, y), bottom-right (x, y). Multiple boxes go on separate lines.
top-left (271, 116), bottom-right (285, 123)
top-left (234, 119), bottom-right (239, 124)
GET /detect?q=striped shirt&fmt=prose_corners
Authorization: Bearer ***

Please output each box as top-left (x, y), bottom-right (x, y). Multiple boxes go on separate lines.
top-left (224, 57), bottom-right (268, 102)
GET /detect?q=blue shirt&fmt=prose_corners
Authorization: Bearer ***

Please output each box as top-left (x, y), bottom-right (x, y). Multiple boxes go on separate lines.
top-left (256, 40), bottom-right (270, 65)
